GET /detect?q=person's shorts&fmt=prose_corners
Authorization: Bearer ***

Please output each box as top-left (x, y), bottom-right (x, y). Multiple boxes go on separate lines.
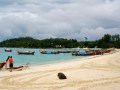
top-left (9, 63), bottom-right (13, 68)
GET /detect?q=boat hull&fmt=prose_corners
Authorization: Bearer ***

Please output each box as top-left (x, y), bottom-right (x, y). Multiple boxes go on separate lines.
top-left (41, 51), bottom-right (59, 54)
top-left (5, 49), bottom-right (12, 52)
top-left (17, 51), bottom-right (35, 55)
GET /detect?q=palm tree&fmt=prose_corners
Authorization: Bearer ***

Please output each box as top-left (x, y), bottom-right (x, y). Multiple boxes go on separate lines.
top-left (84, 37), bottom-right (88, 41)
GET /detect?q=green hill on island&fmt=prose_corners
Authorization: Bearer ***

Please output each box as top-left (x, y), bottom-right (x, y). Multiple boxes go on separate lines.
top-left (0, 34), bottom-right (120, 48)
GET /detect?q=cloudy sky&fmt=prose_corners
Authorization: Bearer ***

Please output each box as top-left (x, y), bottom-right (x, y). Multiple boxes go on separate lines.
top-left (0, 0), bottom-right (120, 41)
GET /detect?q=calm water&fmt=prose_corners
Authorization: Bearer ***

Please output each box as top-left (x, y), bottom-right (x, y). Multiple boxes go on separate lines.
top-left (0, 48), bottom-right (87, 67)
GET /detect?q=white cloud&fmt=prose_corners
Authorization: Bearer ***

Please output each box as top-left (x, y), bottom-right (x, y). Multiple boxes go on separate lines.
top-left (0, 0), bottom-right (120, 41)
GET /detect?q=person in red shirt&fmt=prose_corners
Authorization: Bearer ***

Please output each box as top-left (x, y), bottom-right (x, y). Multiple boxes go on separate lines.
top-left (9, 56), bottom-right (14, 72)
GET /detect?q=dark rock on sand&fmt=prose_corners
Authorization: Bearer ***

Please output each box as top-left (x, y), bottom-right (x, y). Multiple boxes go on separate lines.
top-left (57, 72), bottom-right (67, 79)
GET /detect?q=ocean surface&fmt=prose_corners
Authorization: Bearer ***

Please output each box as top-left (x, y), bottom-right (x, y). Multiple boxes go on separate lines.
top-left (0, 48), bottom-right (88, 67)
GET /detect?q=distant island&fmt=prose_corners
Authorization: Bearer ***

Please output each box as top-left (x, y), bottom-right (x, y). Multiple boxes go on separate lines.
top-left (0, 34), bottom-right (120, 48)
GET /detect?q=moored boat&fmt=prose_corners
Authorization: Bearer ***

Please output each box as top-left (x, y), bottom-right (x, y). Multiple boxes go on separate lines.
top-left (72, 50), bottom-right (103, 56)
top-left (5, 49), bottom-right (12, 52)
top-left (58, 51), bottom-right (71, 53)
top-left (17, 51), bottom-right (35, 55)
top-left (91, 50), bottom-right (104, 55)
top-left (0, 62), bottom-right (5, 69)
top-left (103, 49), bottom-right (112, 53)
top-left (40, 51), bottom-right (59, 54)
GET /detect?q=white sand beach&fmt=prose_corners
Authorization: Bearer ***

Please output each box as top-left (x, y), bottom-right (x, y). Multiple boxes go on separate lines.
top-left (0, 49), bottom-right (120, 90)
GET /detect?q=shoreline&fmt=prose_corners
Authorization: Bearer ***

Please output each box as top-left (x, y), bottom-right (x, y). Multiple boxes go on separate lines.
top-left (0, 49), bottom-right (120, 90)
top-left (30, 49), bottom-right (119, 68)
top-left (0, 49), bottom-right (118, 76)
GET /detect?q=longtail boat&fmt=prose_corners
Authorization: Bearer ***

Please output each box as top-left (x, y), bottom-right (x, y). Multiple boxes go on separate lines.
top-left (58, 51), bottom-right (71, 53)
top-left (17, 51), bottom-right (35, 55)
top-left (72, 50), bottom-right (103, 56)
top-left (0, 62), bottom-right (5, 69)
top-left (41, 51), bottom-right (59, 54)
top-left (103, 49), bottom-right (112, 53)
top-left (5, 49), bottom-right (12, 52)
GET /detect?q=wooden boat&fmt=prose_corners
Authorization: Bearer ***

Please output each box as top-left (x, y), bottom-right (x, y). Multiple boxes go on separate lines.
top-left (7, 66), bottom-right (24, 71)
top-left (103, 49), bottom-right (112, 53)
top-left (17, 51), bottom-right (35, 55)
top-left (41, 51), bottom-right (59, 54)
top-left (91, 50), bottom-right (104, 55)
top-left (72, 50), bottom-right (103, 56)
top-left (72, 52), bottom-right (95, 56)
top-left (13, 66), bottom-right (24, 69)
top-left (5, 49), bottom-right (12, 52)
top-left (58, 51), bottom-right (71, 53)
top-left (0, 62), bottom-right (5, 69)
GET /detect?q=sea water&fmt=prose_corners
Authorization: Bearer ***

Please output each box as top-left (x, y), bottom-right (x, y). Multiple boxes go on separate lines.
top-left (0, 48), bottom-right (88, 67)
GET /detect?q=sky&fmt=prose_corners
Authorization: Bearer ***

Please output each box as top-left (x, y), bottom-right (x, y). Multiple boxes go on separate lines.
top-left (0, 0), bottom-right (120, 41)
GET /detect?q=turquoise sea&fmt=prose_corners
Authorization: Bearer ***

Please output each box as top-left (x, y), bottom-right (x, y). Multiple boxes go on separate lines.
top-left (0, 48), bottom-right (87, 67)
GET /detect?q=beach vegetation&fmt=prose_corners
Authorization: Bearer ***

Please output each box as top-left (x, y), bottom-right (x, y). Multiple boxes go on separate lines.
top-left (0, 34), bottom-right (120, 48)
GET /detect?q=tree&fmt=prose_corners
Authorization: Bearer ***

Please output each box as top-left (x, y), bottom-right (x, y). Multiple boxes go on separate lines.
top-left (84, 37), bottom-right (88, 41)
top-left (0, 34), bottom-right (120, 48)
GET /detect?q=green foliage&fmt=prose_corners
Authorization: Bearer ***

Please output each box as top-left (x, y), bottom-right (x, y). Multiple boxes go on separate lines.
top-left (0, 34), bottom-right (120, 48)
top-left (0, 37), bottom-right (78, 48)
top-left (0, 37), bottom-right (40, 48)
top-left (40, 38), bottom-right (78, 48)
top-left (96, 34), bottom-right (120, 48)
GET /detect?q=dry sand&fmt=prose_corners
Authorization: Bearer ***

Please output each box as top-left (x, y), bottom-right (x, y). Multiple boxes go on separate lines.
top-left (0, 49), bottom-right (120, 90)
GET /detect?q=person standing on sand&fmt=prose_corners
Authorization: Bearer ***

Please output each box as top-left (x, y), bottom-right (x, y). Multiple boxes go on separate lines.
top-left (8, 56), bottom-right (14, 72)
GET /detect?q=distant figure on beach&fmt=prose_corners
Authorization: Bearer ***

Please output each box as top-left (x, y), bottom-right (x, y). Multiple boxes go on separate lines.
top-left (8, 56), bottom-right (14, 72)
